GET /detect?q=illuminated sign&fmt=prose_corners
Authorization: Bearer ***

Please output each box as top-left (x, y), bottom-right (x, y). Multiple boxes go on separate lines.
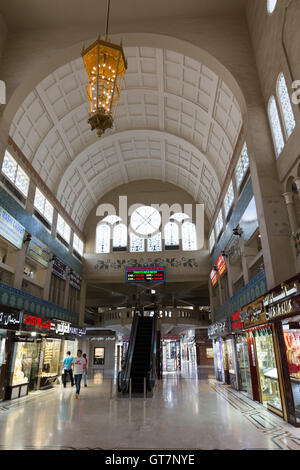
top-left (126, 266), bottom-right (165, 283)
top-left (231, 309), bottom-right (243, 330)
top-left (23, 314), bottom-right (71, 335)
top-left (210, 269), bottom-right (218, 287)
top-left (216, 253), bottom-right (227, 277)
top-left (69, 271), bottom-right (82, 291)
top-left (52, 257), bottom-right (67, 280)
top-left (28, 237), bottom-right (51, 267)
top-left (0, 305), bottom-right (23, 330)
top-left (0, 206), bottom-right (25, 248)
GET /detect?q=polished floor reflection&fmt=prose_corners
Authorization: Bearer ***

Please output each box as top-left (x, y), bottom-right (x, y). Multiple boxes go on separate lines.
top-left (0, 364), bottom-right (300, 450)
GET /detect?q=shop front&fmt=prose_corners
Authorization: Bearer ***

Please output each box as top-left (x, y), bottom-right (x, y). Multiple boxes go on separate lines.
top-left (209, 320), bottom-right (230, 385)
top-left (262, 274), bottom-right (300, 426)
top-left (4, 311), bottom-right (86, 400)
top-left (162, 335), bottom-right (182, 372)
top-left (240, 297), bottom-right (284, 417)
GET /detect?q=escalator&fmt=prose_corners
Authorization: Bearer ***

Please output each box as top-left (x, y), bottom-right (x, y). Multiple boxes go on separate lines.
top-left (118, 312), bottom-right (157, 394)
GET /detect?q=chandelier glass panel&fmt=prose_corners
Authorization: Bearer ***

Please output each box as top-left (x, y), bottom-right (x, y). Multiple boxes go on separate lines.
top-left (81, 1), bottom-right (127, 136)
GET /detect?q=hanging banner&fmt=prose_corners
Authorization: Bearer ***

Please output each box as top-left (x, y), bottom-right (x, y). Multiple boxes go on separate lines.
top-left (28, 236), bottom-right (51, 268)
top-left (52, 257), bottom-right (67, 280)
top-left (210, 269), bottom-right (218, 287)
top-left (216, 253), bottom-right (227, 277)
top-left (0, 206), bottom-right (25, 249)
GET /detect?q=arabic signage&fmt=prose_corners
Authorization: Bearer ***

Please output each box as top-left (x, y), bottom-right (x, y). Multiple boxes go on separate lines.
top-left (0, 305), bottom-right (23, 330)
top-left (0, 206), bottom-right (25, 249)
top-left (208, 320), bottom-right (229, 338)
top-left (69, 326), bottom-right (86, 337)
top-left (210, 269), bottom-right (218, 287)
top-left (23, 314), bottom-right (71, 335)
top-left (216, 253), bottom-right (227, 277)
top-left (69, 271), bottom-right (82, 291)
top-left (52, 257), bottom-right (67, 280)
top-left (230, 309), bottom-right (243, 331)
top-left (28, 237), bottom-right (51, 268)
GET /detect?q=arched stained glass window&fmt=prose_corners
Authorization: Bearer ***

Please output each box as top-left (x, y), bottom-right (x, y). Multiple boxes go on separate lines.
top-left (130, 233), bottom-right (144, 253)
top-left (147, 232), bottom-right (162, 252)
top-left (268, 96), bottom-right (285, 157)
top-left (267, 0), bottom-right (277, 15)
top-left (182, 222), bottom-right (197, 251)
top-left (113, 223), bottom-right (127, 248)
top-left (277, 73), bottom-right (296, 140)
top-left (96, 223), bottom-right (110, 253)
top-left (164, 222), bottom-right (179, 247)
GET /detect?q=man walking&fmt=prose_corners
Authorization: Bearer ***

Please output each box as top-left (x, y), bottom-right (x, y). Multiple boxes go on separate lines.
top-left (73, 349), bottom-right (86, 399)
top-left (62, 351), bottom-right (74, 388)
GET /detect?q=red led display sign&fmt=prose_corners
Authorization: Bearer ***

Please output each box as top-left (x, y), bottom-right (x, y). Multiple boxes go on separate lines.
top-left (126, 266), bottom-right (165, 283)
top-left (231, 309), bottom-right (244, 331)
top-left (210, 269), bottom-right (218, 287)
top-left (216, 253), bottom-right (227, 277)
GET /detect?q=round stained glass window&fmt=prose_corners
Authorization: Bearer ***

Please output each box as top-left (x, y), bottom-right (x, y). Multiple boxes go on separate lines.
top-left (130, 206), bottom-right (161, 236)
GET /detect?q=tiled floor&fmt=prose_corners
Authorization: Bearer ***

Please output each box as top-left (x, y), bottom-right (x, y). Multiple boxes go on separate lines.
top-left (0, 365), bottom-right (300, 450)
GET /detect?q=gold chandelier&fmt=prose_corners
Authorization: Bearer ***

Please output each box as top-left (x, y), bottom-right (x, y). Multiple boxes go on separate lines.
top-left (81, 0), bottom-right (127, 137)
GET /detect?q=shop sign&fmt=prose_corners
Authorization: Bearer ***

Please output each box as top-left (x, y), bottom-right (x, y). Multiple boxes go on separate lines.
top-left (263, 280), bottom-right (300, 308)
top-left (88, 336), bottom-right (115, 341)
top-left (28, 237), bottom-right (51, 268)
top-left (69, 271), bottom-right (82, 291)
top-left (241, 297), bottom-right (266, 327)
top-left (231, 309), bottom-right (243, 331)
top-left (0, 306), bottom-right (23, 330)
top-left (69, 326), bottom-right (86, 336)
top-left (210, 269), bottom-right (218, 287)
top-left (0, 206), bottom-right (25, 249)
top-left (216, 253), bottom-right (227, 277)
top-left (266, 295), bottom-right (300, 320)
top-left (23, 314), bottom-right (71, 335)
top-left (208, 321), bottom-right (228, 338)
top-left (52, 257), bottom-right (67, 280)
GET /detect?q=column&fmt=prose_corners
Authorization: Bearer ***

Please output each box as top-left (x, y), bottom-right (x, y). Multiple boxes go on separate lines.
top-left (78, 279), bottom-right (87, 326)
top-left (43, 260), bottom-right (53, 301)
top-left (63, 272), bottom-right (70, 310)
top-left (25, 179), bottom-right (36, 215)
top-left (13, 242), bottom-right (27, 290)
top-left (282, 192), bottom-right (298, 234)
top-left (239, 237), bottom-right (249, 286)
top-left (247, 105), bottom-right (295, 288)
top-left (225, 257), bottom-right (233, 298)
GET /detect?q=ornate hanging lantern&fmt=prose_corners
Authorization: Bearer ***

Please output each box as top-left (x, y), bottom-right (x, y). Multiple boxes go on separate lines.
top-left (81, 0), bottom-right (127, 137)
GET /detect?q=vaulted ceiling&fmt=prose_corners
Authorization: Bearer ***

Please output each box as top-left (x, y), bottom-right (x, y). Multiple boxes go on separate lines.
top-left (9, 46), bottom-right (243, 230)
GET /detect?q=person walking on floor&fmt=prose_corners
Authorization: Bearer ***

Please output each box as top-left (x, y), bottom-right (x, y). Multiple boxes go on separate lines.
top-left (73, 349), bottom-right (86, 399)
top-left (62, 351), bottom-right (74, 388)
top-left (82, 353), bottom-right (88, 387)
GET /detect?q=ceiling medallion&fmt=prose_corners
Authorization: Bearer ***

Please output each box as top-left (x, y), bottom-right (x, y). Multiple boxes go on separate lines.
top-left (81, 0), bottom-right (127, 137)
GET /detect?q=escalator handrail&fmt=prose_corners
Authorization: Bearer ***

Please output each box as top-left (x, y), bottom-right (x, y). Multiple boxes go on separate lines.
top-left (148, 314), bottom-right (157, 389)
top-left (122, 311), bottom-right (139, 391)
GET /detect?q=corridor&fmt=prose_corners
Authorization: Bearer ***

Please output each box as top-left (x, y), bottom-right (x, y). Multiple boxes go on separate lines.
top-left (0, 367), bottom-right (299, 450)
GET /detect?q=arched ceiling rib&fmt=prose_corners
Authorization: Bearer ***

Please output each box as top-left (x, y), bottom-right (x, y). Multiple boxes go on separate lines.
top-left (9, 46), bottom-right (243, 230)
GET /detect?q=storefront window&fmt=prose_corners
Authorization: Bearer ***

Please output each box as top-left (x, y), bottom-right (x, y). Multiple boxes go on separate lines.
top-left (283, 324), bottom-right (300, 423)
top-left (236, 335), bottom-right (252, 396)
top-left (63, 340), bottom-right (78, 360)
top-left (254, 328), bottom-right (282, 413)
top-left (94, 347), bottom-right (105, 365)
top-left (11, 342), bottom-right (33, 386)
top-left (41, 339), bottom-right (61, 378)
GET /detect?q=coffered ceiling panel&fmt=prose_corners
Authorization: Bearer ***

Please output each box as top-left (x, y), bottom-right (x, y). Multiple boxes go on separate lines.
top-left (9, 46), bottom-right (243, 230)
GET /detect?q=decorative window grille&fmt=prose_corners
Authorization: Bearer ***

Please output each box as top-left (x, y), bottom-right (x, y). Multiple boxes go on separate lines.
top-left (130, 233), bottom-right (145, 253)
top-left (34, 188), bottom-right (54, 224)
top-left (73, 233), bottom-right (84, 256)
top-left (113, 223), bottom-right (127, 248)
top-left (57, 214), bottom-right (71, 244)
top-left (224, 180), bottom-right (234, 217)
top-left (235, 144), bottom-right (249, 189)
top-left (182, 222), bottom-right (197, 251)
top-left (209, 230), bottom-right (215, 253)
top-left (215, 210), bottom-right (223, 238)
top-left (147, 232), bottom-right (162, 252)
top-left (164, 222), bottom-right (179, 247)
top-left (2, 150), bottom-right (29, 197)
top-left (268, 96), bottom-right (285, 157)
top-left (96, 223), bottom-right (110, 253)
top-left (277, 72), bottom-right (296, 140)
